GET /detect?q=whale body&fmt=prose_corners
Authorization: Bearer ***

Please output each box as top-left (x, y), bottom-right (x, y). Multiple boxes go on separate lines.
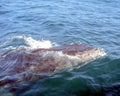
top-left (0, 43), bottom-right (106, 86)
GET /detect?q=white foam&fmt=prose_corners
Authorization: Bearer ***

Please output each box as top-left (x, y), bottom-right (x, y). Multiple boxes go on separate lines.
top-left (25, 36), bottom-right (53, 49)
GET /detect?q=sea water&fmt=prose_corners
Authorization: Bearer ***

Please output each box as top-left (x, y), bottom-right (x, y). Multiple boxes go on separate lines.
top-left (0, 0), bottom-right (120, 96)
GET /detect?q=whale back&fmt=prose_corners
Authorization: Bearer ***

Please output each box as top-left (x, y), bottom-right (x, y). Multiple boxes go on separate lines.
top-left (0, 44), bottom-right (106, 86)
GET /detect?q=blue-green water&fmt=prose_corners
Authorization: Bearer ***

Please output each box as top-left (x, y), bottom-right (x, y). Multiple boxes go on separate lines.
top-left (0, 0), bottom-right (120, 96)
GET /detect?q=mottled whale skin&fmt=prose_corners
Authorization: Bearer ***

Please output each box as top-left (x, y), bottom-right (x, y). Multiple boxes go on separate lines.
top-left (0, 44), bottom-right (105, 86)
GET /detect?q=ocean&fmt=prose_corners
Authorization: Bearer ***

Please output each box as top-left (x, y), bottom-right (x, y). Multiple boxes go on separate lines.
top-left (0, 0), bottom-right (120, 96)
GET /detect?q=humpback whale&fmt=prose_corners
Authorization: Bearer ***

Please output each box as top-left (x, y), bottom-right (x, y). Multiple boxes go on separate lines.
top-left (0, 43), bottom-right (106, 86)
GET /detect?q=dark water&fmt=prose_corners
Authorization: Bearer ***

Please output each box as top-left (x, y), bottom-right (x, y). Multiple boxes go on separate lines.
top-left (0, 0), bottom-right (120, 96)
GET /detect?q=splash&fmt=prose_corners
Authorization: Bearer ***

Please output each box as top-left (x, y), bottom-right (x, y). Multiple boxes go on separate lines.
top-left (0, 36), bottom-right (55, 55)
top-left (25, 36), bottom-right (53, 49)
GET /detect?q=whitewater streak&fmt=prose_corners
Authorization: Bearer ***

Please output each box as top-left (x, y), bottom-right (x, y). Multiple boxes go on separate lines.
top-left (0, 36), bottom-right (106, 86)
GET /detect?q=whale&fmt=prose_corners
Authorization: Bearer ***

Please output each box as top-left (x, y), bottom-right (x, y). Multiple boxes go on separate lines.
top-left (0, 43), bottom-right (106, 86)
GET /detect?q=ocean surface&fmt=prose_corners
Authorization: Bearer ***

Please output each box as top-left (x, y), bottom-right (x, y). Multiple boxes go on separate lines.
top-left (0, 0), bottom-right (120, 96)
